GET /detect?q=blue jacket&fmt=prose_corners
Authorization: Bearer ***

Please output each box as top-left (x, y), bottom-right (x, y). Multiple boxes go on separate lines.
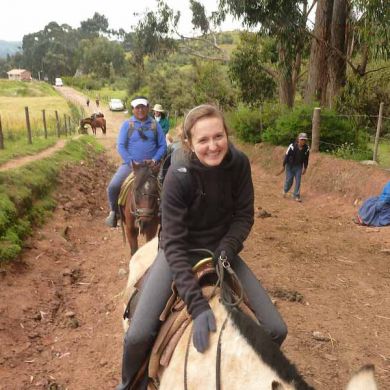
top-left (117, 116), bottom-right (167, 164)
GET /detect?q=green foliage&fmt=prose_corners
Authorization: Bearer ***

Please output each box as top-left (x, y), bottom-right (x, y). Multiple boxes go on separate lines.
top-left (330, 142), bottom-right (373, 161)
top-left (335, 65), bottom-right (390, 135)
top-left (229, 32), bottom-right (277, 106)
top-left (22, 22), bottom-right (80, 81)
top-left (0, 136), bottom-right (102, 263)
top-left (78, 37), bottom-right (126, 78)
top-left (62, 76), bottom-right (105, 91)
top-left (229, 106), bottom-right (262, 143)
top-left (79, 12), bottom-right (109, 39)
top-left (262, 105), bottom-right (368, 153)
top-left (229, 102), bottom-right (283, 143)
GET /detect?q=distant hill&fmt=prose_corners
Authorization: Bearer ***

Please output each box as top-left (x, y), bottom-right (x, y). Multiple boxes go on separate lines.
top-left (0, 40), bottom-right (22, 58)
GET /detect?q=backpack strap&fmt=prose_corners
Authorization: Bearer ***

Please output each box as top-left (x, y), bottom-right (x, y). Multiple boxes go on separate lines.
top-left (127, 119), bottom-right (158, 143)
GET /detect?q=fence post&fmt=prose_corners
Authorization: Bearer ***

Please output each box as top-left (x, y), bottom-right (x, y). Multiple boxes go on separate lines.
top-left (55, 110), bottom-right (61, 138)
top-left (373, 102), bottom-right (384, 162)
top-left (25, 106), bottom-right (33, 144)
top-left (42, 109), bottom-right (48, 139)
top-left (0, 115), bottom-right (4, 149)
top-left (311, 107), bottom-right (321, 153)
top-left (64, 113), bottom-right (68, 136)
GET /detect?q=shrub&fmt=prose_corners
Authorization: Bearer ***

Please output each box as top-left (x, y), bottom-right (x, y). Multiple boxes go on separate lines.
top-left (229, 103), bottom-right (284, 143)
top-left (262, 104), bottom-right (369, 152)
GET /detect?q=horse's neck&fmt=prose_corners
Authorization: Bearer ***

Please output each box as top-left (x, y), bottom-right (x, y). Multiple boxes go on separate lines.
top-left (159, 297), bottom-right (297, 390)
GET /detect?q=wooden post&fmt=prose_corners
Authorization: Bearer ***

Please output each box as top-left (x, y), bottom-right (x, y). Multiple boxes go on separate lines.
top-left (25, 106), bottom-right (32, 144)
top-left (373, 102), bottom-right (384, 162)
top-left (0, 115), bottom-right (4, 149)
top-left (63, 113), bottom-right (68, 136)
top-left (55, 110), bottom-right (61, 137)
top-left (311, 107), bottom-right (321, 153)
top-left (42, 109), bottom-right (48, 139)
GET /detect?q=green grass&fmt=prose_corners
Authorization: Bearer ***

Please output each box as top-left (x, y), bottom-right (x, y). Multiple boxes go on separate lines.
top-left (0, 136), bottom-right (104, 263)
top-left (374, 141), bottom-right (390, 168)
top-left (0, 136), bottom-right (59, 165)
top-left (0, 79), bottom-right (58, 97)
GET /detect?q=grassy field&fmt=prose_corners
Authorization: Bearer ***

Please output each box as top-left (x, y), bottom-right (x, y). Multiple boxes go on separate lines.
top-left (0, 79), bottom-right (58, 97)
top-left (0, 80), bottom-right (73, 135)
top-left (0, 79), bottom-right (81, 162)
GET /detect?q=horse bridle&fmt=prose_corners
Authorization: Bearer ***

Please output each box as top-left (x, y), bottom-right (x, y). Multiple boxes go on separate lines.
top-left (130, 174), bottom-right (160, 221)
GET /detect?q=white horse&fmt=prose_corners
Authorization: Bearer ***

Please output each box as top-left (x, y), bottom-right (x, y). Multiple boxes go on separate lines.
top-left (121, 238), bottom-right (378, 390)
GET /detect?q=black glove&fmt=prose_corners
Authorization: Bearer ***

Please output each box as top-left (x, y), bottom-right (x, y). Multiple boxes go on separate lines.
top-left (193, 309), bottom-right (216, 353)
top-left (214, 247), bottom-right (235, 264)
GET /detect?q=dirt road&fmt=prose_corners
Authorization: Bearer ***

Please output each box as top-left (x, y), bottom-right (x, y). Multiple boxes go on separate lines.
top-left (0, 88), bottom-right (389, 389)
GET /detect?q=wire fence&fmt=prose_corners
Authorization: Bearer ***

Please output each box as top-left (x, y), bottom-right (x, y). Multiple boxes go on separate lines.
top-left (0, 106), bottom-right (86, 150)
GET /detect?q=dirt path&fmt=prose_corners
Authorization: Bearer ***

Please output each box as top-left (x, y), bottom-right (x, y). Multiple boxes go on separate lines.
top-left (0, 89), bottom-right (389, 389)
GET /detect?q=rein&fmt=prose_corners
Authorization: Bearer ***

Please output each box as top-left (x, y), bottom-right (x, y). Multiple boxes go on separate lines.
top-left (184, 250), bottom-right (244, 390)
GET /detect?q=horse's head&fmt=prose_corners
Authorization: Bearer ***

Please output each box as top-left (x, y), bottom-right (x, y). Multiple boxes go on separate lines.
top-left (131, 162), bottom-right (160, 229)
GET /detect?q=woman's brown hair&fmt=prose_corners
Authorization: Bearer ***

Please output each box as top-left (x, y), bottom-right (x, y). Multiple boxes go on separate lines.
top-left (180, 104), bottom-right (229, 152)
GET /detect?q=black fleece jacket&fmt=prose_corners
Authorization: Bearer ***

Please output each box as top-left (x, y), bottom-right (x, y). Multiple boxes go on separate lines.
top-left (159, 143), bottom-right (254, 319)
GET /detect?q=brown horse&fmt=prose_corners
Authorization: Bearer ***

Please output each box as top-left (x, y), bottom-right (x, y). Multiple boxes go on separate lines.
top-left (120, 161), bottom-right (160, 255)
top-left (79, 116), bottom-right (106, 135)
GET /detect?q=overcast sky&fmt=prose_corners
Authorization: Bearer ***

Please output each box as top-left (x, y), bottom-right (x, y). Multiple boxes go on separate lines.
top-left (0, 0), bottom-right (242, 42)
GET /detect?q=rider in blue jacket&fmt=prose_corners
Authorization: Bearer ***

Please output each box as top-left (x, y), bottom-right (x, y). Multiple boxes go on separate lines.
top-left (105, 96), bottom-right (167, 227)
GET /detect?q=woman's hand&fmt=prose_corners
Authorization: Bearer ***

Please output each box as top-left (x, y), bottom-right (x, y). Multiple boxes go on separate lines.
top-left (193, 309), bottom-right (216, 352)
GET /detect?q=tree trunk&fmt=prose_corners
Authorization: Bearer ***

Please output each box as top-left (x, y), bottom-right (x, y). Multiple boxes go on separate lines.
top-left (305, 0), bottom-right (333, 105)
top-left (278, 73), bottom-right (295, 108)
top-left (327, 0), bottom-right (348, 107)
top-left (278, 46), bottom-right (295, 108)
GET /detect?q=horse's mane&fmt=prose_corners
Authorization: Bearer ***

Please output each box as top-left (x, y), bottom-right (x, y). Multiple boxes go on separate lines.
top-left (227, 306), bottom-right (315, 390)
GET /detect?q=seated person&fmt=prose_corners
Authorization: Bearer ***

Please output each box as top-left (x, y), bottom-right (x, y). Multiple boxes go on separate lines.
top-left (356, 181), bottom-right (390, 226)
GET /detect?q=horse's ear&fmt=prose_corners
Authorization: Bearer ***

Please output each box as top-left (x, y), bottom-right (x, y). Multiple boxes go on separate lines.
top-left (271, 381), bottom-right (285, 390)
top-left (132, 161), bottom-right (140, 172)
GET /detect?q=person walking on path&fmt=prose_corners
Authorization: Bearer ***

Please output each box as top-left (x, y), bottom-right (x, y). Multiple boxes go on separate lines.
top-left (282, 132), bottom-right (310, 202)
top-left (86, 98), bottom-right (90, 107)
top-left (95, 96), bottom-right (100, 108)
top-left (115, 104), bottom-right (287, 390)
top-left (105, 96), bottom-right (167, 228)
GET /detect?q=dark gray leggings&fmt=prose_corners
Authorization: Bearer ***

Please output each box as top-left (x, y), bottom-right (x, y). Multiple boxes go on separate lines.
top-left (116, 249), bottom-right (287, 390)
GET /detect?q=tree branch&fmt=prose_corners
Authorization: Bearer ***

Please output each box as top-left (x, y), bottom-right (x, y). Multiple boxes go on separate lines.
top-left (364, 65), bottom-right (390, 76)
top-left (306, 0), bottom-right (318, 17)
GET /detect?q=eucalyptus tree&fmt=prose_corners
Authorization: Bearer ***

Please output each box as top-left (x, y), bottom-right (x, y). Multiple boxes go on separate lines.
top-left (305, 0), bottom-right (390, 106)
top-left (22, 22), bottom-right (79, 81)
top-left (219, 0), bottom-right (310, 107)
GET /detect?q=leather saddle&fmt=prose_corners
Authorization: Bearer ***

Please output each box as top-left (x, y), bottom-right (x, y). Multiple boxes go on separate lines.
top-left (125, 256), bottom-right (253, 389)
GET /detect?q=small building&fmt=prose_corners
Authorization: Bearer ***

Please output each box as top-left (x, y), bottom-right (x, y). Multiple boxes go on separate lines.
top-left (7, 69), bottom-right (32, 81)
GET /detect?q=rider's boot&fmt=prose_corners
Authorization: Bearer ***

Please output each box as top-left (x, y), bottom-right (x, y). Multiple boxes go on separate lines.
top-left (105, 211), bottom-right (118, 228)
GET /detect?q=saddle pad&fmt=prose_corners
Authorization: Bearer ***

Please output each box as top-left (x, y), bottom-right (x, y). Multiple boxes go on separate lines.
top-left (118, 172), bottom-right (135, 206)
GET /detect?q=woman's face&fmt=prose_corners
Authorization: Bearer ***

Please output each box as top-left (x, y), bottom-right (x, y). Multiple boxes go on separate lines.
top-left (190, 116), bottom-right (228, 167)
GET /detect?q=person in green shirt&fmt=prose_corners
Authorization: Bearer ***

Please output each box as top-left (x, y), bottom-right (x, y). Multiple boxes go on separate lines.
top-left (153, 104), bottom-right (170, 135)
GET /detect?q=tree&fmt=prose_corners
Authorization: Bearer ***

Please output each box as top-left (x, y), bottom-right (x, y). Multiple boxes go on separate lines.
top-left (78, 37), bottom-right (126, 78)
top-left (305, 0), bottom-right (390, 106)
top-left (229, 32), bottom-right (277, 106)
top-left (219, 0), bottom-right (310, 107)
top-left (79, 12), bottom-right (109, 39)
top-left (22, 22), bottom-right (79, 81)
